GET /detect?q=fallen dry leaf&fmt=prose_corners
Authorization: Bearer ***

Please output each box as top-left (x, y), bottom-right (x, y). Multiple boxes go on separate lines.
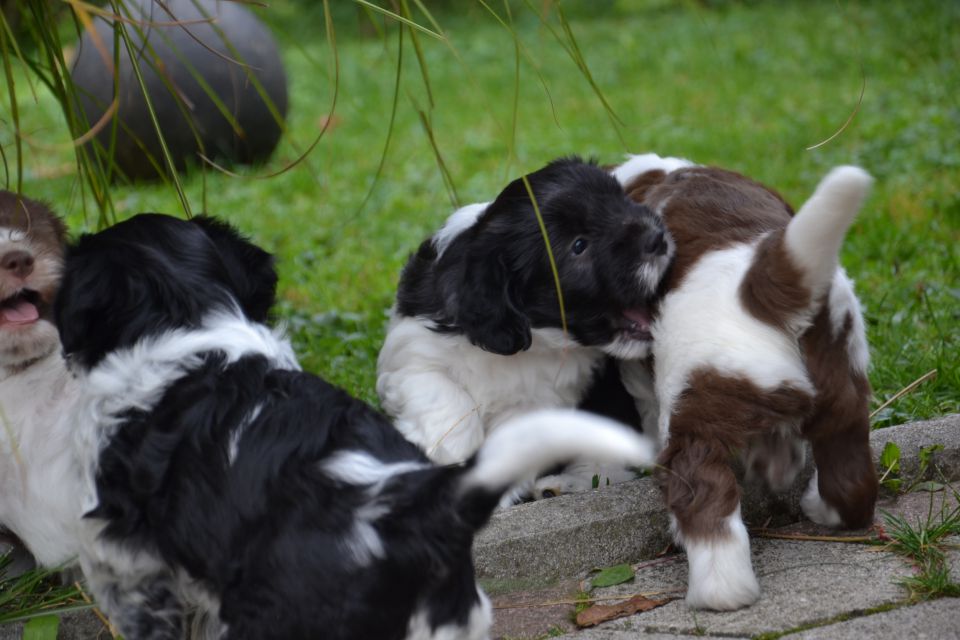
top-left (575, 594), bottom-right (675, 628)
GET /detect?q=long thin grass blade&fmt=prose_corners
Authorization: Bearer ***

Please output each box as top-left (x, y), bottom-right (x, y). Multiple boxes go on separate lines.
top-left (349, 0), bottom-right (446, 41)
top-left (0, 13), bottom-right (24, 194)
top-left (111, 0), bottom-right (192, 216)
top-left (415, 103), bottom-right (459, 208)
top-left (401, 0), bottom-right (434, 109)
top-left (521, 174), bottom-right (567, 340)
top-left (474, 0), bottom-right (560, 144)
top-left (807, 63), bottom-right (866, 150)
top-left (354, 22), bottom-right (404, 216)
top-left (200, 0), bottom-right (340, 179)
top-left (522, 0), bottom-right (626, 146)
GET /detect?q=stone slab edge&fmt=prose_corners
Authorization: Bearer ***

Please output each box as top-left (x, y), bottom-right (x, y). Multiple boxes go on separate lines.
top-left (475, 414), bottom-right (960, 583)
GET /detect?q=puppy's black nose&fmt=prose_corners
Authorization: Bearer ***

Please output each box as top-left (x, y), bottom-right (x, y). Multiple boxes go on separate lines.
top-left (643, 230), bottom-right (668, 256)
top-left (1, 250), bottom-right (34, 278)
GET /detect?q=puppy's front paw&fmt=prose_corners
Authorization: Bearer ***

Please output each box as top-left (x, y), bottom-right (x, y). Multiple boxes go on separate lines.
top-left (531, 473), bottom-right (591, 500)
top-left (531, 463), bottom-right (639, 500)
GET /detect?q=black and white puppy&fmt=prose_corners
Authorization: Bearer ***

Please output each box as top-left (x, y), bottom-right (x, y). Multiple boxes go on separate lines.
top-left (0, 191), bottom-right (81, 569)
top-left (377, 158), bottom-right (672, 495)
top-left (55, 213), bottom-right (654, 640)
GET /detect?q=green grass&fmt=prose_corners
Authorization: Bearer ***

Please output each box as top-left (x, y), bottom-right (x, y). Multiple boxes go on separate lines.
top-left (882, 490), bottom-right (960, 601)
top-left (1, 0), bottom-right (957, 416)
top-left (0, 553), bottom-right (89, 626)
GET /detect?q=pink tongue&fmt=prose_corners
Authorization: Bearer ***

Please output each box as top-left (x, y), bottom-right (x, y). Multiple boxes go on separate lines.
top-left (624, 308), bottom-right (651, 330)
top-left (2, 300), bottom-right (39, 325)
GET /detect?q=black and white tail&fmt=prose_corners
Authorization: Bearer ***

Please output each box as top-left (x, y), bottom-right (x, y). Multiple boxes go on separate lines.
top-left (456, 409), bottom-right (655, 524)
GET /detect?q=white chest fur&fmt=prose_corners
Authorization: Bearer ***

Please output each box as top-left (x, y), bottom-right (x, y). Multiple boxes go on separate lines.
top-left (377, 317), bottom-right (603, 463)
top-left (0, 351), bottom-right (83, 566)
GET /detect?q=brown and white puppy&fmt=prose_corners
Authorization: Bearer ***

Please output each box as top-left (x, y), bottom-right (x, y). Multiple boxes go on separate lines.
top-left (611, 154), bottom-right (877, 610)
top-left (0, 191), bottom-right (80, 568)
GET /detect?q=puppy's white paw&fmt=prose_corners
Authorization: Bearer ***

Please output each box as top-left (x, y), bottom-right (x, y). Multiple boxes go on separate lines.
top-left (683, 516), bottom-right (760, 611)
top-left (801, 471), bottom-right (843, 527)
top-left (531, 463), bottom-right (639, 500)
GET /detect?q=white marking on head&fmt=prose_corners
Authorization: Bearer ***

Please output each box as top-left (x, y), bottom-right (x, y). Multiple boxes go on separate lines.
top-left (433, 202), bottom-right (490, 259)
top-left (635, 233), bottom-right (675, 293)
top-left (610, 152), bottom-right (695, 186)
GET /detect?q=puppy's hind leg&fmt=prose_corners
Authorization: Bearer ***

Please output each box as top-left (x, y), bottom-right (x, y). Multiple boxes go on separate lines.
top-left (801, 404), bottom-right (877, 529)
top-left (800, 305), bottom-right (877, 530)
top-left (81, 543), bottom-right (186, 640)
top-left (658, 435), bottom-right (759, 611)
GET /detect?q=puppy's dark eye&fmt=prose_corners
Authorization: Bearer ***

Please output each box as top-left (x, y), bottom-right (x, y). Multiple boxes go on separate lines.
top-left (572, 238), bottom-right (588, 255)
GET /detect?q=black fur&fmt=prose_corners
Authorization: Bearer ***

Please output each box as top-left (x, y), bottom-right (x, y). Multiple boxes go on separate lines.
top-left (578, 358), bottom-right (644, 430)
top-left (55, 214), bottom-right (506, 640)
top-left (396, 157), bottom-right (669, 355)
top-left (55, 214), bottom-right (276, 370)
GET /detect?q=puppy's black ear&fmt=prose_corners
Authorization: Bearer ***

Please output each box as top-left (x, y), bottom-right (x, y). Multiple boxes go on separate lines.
top-left (456, 249), bottom-right (531, 355)
top-left (55, 246), bottom-right (158, 371)
top-left (191, 216), bottom-right (277, 323)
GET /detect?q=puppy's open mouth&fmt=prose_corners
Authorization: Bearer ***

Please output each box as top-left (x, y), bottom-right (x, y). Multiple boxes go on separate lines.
top-left (0, 290), bottom-right (42, 327)
top-left (621, 307), bottom-right (653, 341)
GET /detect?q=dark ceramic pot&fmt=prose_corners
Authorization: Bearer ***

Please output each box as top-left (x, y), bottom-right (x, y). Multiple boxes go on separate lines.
top-left (71, 0), bottom-right (289, 181)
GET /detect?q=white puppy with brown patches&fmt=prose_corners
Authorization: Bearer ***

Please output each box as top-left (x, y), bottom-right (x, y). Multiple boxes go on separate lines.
top-left (0, 191), bottom-right (81, 568)
top-left (613, 154), bottom-right (877, 611)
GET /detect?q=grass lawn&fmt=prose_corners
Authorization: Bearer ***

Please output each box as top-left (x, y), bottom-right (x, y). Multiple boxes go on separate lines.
top-left (2, 0), bottom-right (957, 423)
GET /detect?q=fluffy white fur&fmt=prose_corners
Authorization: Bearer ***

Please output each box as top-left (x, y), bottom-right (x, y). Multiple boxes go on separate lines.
top-left (784, 166), bottom-right (872, 298)
top-left (433, 202), bottom-right (490, 258)
top-left (682, 507), bottom-right (760, 610)
top-left (0, 352), bottom-right (82, 567)
top-left (405, 592), bottom-right (492, 640)
top-left (71, 312), bottom-right (298, 515)
top-left (462, 408), bottom-right (655, 492)
top-left (378, 320), bottom-right (603, 464)
top-left (609, 153), bottom-right (694, 186)
top-left (828, 269), bottom-right (870, 376)
top-left (800, 471), bottom-right (844, 527)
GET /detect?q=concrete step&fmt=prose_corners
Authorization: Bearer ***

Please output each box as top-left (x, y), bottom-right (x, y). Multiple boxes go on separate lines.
top-left (476, 414), bottom-right (960, 584)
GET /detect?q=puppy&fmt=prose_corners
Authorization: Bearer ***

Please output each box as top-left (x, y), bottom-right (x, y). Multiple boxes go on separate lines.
top-left (0, 191), bottom-right (81, 568)
top-left (54, 213), bottom-right (655, 640)
top-left (612, 154), bottom-right (878, 610)
top-left (377, 158), bottom-right (672, 497)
